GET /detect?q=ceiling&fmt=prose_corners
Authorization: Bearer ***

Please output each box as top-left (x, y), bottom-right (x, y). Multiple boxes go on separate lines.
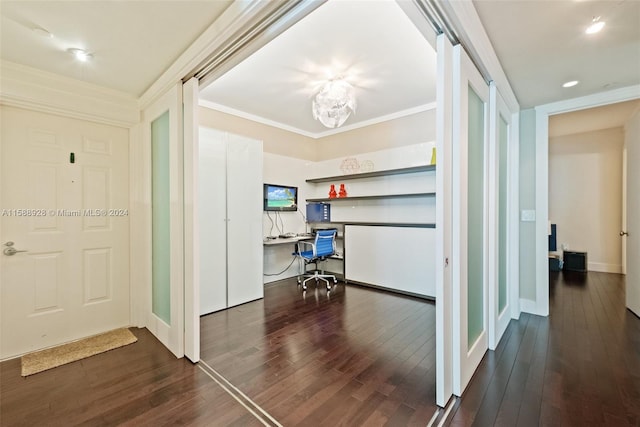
top-left (0, 0), bottom-right (638, 132)
top-left (0, 0), bottom-right (232, 96)
top-left (199, 0), bottom-right (437, 137)
top-left (473, 0), bottom-right (640, 109)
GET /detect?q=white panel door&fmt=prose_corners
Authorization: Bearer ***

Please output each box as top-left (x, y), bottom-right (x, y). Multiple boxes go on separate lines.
top-left (1, 106), bottom-right (129, 359)
top-left (199, 128), bottom-right (228, 315)
top-left (626, 114), bottom-right (640, 316)
top-left (226, 133), bottom-right (264, 307)
top-left (452, 45), bottom-right (490, 396)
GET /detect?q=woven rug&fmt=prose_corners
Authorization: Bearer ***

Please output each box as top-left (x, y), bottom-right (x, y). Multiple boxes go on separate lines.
top-left (21, 328), bottom-right (137, 376)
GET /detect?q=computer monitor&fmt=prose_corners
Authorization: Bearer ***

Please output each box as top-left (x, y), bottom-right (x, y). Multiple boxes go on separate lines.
top-left (263, 183), bottom-right (298, 211)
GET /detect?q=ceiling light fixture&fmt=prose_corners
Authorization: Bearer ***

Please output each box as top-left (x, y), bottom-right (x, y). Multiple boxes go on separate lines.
top-left (312, 77), bottom-right (357, 129)
top-left (67, 48), bottom-right (93, 62)
top-left (586, 16), bottom-right (605, 34)
top-left (562, 80), bottom-right (579, 88)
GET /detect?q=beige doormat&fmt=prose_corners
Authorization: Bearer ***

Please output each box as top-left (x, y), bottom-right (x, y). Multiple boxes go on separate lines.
top-left (21, 328), bottom-right (137, 377)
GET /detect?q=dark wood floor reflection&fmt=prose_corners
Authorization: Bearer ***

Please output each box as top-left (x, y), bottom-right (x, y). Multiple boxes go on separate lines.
top-left (447, 271), bottom-right (640, 427)
top-left (0, 328), bottom-right (263, 427)
top-left (200, 280), bottom-right (438, 426)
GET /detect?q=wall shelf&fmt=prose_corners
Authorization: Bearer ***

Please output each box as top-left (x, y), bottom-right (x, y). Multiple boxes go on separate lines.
top-left (309, 221), bottom-right (435, 228)
top-left (306, 164), bottom-right (435, 183)
top-left (306, 192), bottom-right (435, 202)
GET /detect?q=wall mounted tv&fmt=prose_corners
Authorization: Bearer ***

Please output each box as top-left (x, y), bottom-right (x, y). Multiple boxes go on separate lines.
top-left (263, 183), bottom-right (298, 211)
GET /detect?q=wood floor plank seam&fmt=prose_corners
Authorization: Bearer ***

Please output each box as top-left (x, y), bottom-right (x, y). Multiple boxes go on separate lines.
top-left (198, 360), bottom-right (283, 427)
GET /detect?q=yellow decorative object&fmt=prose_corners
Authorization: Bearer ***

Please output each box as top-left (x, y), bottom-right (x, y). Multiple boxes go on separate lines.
top-left (430, 147), bottom-right (436, 165)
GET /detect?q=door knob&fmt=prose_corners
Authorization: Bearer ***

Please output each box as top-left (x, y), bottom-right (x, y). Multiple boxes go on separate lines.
top-left (620, 231), bottom-right (629, 236)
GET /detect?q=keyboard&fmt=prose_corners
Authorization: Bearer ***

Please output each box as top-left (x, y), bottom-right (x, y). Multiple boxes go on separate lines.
top-left (279, 233), bottom-right (297, 238)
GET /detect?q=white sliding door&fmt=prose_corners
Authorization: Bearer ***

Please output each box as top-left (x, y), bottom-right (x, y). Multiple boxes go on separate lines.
top-left (226, 133), bottom-right (263, 307)
top-left (626, 111), bottom-right (640, 316)
top-left (452, 45), bottom-right (490, 396)
top-left (199, 127), bottom-right (228, 315)
top-left (488, 84), bottom-right (513, 349)
top-left (142, 83), bottom-right (184, 358)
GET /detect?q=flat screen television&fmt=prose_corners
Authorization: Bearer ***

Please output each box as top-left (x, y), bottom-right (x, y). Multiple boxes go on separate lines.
top-left (263, 183), bottom-right (298, 211)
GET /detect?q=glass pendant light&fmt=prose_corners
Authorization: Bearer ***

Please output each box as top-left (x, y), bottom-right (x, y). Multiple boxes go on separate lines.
top-left (312, 78), bottom-right (357, 128)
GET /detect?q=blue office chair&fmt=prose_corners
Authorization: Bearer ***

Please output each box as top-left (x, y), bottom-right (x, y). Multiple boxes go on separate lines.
top-left (294, 229), bottom-right (338, 291)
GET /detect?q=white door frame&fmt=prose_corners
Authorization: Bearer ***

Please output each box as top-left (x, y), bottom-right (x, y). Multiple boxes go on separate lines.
top-left (435, 33), bottom-right (454, 407)
top-left (533, 85), bottom-right (640, 317)
top-left (139, 83), bottom-right (185, 358)
top-left (183, 78), bottom-right (200, 362)
top-left (622, 147), bottom-right (627, 275)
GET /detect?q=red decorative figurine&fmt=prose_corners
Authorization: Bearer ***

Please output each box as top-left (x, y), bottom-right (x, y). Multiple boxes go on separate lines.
top-left (338, 183), bottom-right (347, 198)
top-left (329, 184), bottom-right (337, 199)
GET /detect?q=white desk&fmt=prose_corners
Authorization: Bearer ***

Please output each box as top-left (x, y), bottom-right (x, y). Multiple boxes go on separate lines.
top-left (263, 235), bottom-right (313, 246)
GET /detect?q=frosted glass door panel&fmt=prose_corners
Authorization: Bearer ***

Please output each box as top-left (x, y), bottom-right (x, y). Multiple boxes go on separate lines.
top-left (151, 111), bottom-right (171, 324)
top-left (199, 128), bottom-right (227, 315)
top-left (498, 116), bottom-right (508, 313)
top-left (226, 134), bottom-right (264, 307)
top-left (467, 86), bottom-right (485, 348)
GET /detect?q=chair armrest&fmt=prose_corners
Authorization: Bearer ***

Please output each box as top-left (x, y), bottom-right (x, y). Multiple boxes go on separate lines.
top-left (296, 240), bottom-right (316, 256)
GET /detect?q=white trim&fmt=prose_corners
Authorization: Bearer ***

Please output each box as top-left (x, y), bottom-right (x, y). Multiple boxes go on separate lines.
top-left (487, 83), bottom-right (499, 350)
top-left (198, 99), bottom-right (437, 139)
top-left (533, 84), bottom-right (640, 317)
top-left (435, 33), bottom-right (453, 408)
top-left (129, 122), bottom-right (146, 328)
top-left (509, 111), bottom-right (521, 321)
top-left (622, 147), bottom-right (627, 275)
top-left (588, 263), bottom-right (623, 274)
top-left (0, 60), bottom-right (138, 128)
top-left (519, 298), bottom-right (539, 315)
top-left (183, 78), bottom-right (200, 363)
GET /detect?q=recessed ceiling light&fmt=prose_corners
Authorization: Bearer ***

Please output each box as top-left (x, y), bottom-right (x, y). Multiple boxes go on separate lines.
top-left (586, 16), bottom-right (605, 34)
top-left (67, 48), bottom-right (93, 62)
top-left (32, 27), bottom-right (53, 38)
top-left (563, 80), bottom-right (579, 88)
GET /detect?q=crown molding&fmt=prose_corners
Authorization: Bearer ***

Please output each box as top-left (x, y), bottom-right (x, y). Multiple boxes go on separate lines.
top-left (199, 99), bottom-right (437, 139)
top-left (1, 60), bottom-right (139, 127)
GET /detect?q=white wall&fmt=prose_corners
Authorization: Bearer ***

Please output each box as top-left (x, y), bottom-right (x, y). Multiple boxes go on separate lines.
top-left (316, 109), bottom-right (436, 161)
top-left (549, 127), bottom-right (624, 272)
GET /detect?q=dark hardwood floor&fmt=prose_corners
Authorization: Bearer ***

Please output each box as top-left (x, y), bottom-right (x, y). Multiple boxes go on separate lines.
top-left (4, 272), bottom-right (636, 426)
top-left (1, 280), bottom-right (437, 426)
top-left (200, 279), bottom-right (438, 426)
top-left (0, 328), bottom-right (263, 427)
top-left (446, 271), bottom-right (640, 427)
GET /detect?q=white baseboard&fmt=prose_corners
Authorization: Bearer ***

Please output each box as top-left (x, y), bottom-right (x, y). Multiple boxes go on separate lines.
top-left (588, 262), bottom-right (622, 274)
top-left (519, 298), bottom-right (545, 316)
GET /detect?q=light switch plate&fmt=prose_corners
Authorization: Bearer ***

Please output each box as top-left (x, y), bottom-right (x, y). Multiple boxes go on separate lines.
top-left (521, 209), bottom-right (536, 222)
